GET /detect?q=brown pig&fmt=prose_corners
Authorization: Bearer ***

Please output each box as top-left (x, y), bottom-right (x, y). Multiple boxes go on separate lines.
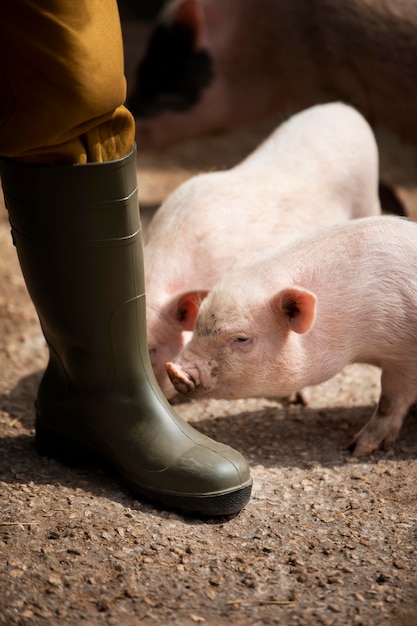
top-left (167, 215), bottom-right (417, 457)
top-left (128, 0), bottom-right (417, 157)
top-left (144, 102), bottom-right (380, 398)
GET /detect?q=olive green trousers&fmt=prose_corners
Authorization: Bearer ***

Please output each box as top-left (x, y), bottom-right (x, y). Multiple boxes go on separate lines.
top-left (0, 0), bottom-right (135, 163)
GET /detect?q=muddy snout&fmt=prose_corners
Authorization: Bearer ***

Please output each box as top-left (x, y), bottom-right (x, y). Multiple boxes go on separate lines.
top-left (166, 362), bottom-right (196, 394)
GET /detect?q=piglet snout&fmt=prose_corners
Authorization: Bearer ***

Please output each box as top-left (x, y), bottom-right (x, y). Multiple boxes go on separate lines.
top-left (166, 362), bottom-right (196, 394)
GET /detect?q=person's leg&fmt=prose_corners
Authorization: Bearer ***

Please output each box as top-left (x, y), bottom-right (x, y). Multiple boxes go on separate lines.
top-left (0, 1), bottom-right (252, 515)
top-left (0, 0), bottom-right (133, 163)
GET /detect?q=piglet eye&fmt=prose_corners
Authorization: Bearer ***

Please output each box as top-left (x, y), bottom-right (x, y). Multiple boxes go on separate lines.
top-left (231, 336), bottom-right (253, 352)
top-left (234, 337), bottom-right (250, 344)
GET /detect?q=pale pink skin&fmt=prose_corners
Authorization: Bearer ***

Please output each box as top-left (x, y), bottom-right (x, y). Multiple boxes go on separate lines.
top-left (143, 103), bottom-right (381, 397)
top-left (135, 0), bottom-right (417, 151)
top-left (167, 216), bottom-right (417, 457)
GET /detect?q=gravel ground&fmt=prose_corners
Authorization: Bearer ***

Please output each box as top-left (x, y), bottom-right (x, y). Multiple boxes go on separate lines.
top-left (1, 111), bottom-right (417, 626)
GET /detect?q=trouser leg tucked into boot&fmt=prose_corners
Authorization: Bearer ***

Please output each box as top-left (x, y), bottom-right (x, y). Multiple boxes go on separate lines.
top-left (0, 148), bottom-right (252, 516)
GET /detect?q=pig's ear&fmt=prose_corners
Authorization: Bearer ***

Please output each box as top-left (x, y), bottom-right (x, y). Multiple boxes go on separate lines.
top-left (273, 287), bottom-right (317, 334)
top-left (170, 0), bottom-right (207, 49)
top-left (175, 291), bottom-right (210, 331)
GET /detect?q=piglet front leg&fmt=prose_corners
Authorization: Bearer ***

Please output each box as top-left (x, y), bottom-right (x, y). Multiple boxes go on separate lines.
top-left (348, 368), bottom-right (416, 457)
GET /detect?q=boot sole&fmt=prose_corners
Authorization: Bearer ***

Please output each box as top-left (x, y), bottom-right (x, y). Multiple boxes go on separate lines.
top-left (35, 416), bottom-right (252, 518)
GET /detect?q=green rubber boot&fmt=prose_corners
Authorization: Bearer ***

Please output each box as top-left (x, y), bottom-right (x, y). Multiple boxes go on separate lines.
top-left (0, 148), bottom-right (252, 516)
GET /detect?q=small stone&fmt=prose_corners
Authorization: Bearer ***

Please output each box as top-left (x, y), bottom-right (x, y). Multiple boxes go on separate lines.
top-left (189, 614), bottom-right (206, 623)
top-left (47, 573), bottom-right (63, 587)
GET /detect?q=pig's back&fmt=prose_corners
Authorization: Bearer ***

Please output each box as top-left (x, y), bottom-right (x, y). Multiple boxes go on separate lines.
top-left (147, 102), bottom-right (379, 243)
top-left (287, 216), bottom-right (417, 299)
top-left (235, 103), bottom-right (380, 217)
top-left (236, 103), bottom-right (377, 175)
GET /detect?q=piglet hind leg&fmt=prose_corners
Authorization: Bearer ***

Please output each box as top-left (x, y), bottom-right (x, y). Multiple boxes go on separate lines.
top-left (347, 368), bottom-right (417, 457)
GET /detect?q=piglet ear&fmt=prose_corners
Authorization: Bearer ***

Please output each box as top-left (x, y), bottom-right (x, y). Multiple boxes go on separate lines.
top-left (175, 291), bottom-right (209, 331)
top-left (170, 0), bottom-right (207, 49)
top-left (273, 287), bottom-right (317, 334)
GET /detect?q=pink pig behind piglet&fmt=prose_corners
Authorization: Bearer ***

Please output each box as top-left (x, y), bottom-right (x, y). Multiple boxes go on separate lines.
top-left (144, 102), bottom-right (381, 398)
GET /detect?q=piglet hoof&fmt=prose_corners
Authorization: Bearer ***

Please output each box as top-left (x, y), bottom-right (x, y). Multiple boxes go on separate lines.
top-left (166, 362), bottom-right (196, 394)
top-left (346, 410), bottom-right (401, 457)
top-left (346, 431), bottom-right (392, 458)
top-left (346, 436), bottom-right (375, 458)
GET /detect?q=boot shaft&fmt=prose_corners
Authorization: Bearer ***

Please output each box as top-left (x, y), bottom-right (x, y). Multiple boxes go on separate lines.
top-left (0, 148), bottom-right (139, 240)
top-left (0, 148), bottom-right (150, 393)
